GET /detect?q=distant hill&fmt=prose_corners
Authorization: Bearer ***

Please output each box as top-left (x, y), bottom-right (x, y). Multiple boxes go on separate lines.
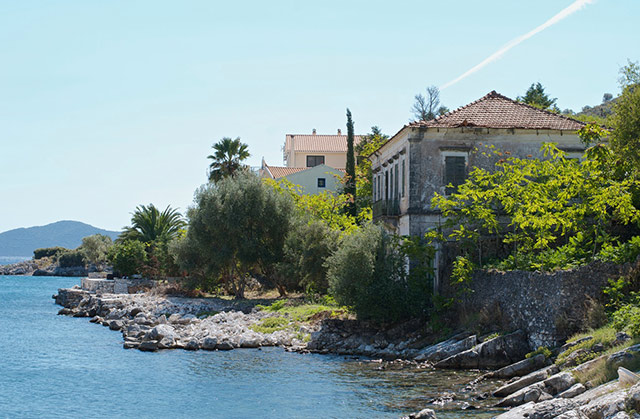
top-left (0, 220), bottom-right (120, 257)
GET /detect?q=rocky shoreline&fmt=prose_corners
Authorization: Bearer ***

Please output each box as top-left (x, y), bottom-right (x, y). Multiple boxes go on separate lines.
top-left (54, 287), bottom-right (640, 418)
top-left (1, 258), bottom-right (87, 276)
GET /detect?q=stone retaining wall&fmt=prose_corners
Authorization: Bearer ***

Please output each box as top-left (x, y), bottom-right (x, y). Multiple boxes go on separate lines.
top-left (446, 261), bottom-right (630, 349)
top-left (80, 277), bottom-right (155, 294)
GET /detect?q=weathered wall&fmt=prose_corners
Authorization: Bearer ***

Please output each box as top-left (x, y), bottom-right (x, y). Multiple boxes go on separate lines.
top-left (81, 278), bottom-right (155, 294)
top-left (444, 262), bottom-right (629, 349)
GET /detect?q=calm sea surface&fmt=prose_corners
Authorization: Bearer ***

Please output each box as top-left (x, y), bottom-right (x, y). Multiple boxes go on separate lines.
top-left (0, 276), bottom-right (503, 419)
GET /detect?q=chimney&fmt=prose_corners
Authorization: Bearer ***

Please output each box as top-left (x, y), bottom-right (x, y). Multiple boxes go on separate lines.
top-left (337, 129), bottom-right (341, 135)
top-left (312, 128), bottom-right (316, 135)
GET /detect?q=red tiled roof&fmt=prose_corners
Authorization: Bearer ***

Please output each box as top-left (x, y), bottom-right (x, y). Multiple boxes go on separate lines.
top-left (265, 166), bottom-right (308, 179)
top-left (410, 91), bottom-right (585, 131)
top-left (264, 164), bottom-right (346, 179)
top-left (285, 134), bottom-right (363, 153)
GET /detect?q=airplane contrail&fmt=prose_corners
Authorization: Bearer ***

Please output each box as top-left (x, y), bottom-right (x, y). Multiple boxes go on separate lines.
top-left (440, 0), bottom-right (596, 90)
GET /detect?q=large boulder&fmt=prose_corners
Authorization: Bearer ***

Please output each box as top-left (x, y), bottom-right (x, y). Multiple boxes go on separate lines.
top-left (578, 388), bottom-right (628, 418)
top-left (414, 335), bottom-right (477, 363)
top-left (494, 365), bottom-right (559, 397)
top-left (496, 371), bottom-right (576, 407)
top-left (434, 330), bottom-right (529, 369)
top-left (487, 354), bottom-right (548, 379)
top-left (146, 324), bottom-right (177, 342)
top-left (495, 399), bottom-right (580, 419)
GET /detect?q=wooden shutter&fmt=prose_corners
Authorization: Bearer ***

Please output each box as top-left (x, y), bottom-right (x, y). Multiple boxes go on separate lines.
top-left (445, 156), bottom-right (466, 194)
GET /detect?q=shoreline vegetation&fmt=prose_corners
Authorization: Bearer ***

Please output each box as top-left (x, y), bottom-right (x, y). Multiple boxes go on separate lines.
top-left (3, 63), bottom-right (640, 417)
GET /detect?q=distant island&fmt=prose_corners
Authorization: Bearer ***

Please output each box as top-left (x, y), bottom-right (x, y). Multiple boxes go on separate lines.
top-left (0, 220), bottom-right (119, 257)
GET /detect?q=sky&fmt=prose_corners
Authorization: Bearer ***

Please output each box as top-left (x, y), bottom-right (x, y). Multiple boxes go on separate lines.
top-left (1, 0), bottom-right (638, 233)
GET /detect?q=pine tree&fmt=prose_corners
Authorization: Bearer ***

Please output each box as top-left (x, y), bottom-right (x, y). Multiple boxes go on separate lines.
top-left (345, 108), bottom-right (357, 217)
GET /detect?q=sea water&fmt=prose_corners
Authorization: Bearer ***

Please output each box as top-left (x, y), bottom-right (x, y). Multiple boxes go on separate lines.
top-left (0, 276), bottom-right (502, 418)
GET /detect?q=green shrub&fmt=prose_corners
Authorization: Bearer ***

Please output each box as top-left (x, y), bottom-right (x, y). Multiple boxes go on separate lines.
top-left (33, 247), bottom-right (67, 260)
top-left (598, 236), bottom-right (640, 264)
top-left (612, 304), bottom-right (640, 337)
top-left (327, 224), bottom-right (434, 323)
top-left (108, 240), bottom-right (147, 277)
top-left (275, 217), bottom-right (338, 294)
top-left (57, 250), bottom-right (87, 268)
top-left (251, 317), bottom-right (290, 334)
top-left (526, 346), bottom-right (552, 359)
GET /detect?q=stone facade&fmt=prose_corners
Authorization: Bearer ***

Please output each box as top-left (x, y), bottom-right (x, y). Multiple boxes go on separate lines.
top-left (369, 91), bottom-right (587, 287)
top-left (445, 262), bottom-right (629, 349)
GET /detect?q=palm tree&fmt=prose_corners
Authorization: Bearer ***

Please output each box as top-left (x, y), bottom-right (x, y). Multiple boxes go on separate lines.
top-left (207, 137), bottom-right (250, 182)
top-left (119, 204), bottom-right (186, 244)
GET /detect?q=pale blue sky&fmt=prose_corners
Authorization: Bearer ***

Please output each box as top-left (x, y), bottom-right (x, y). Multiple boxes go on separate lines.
top-left (1, 0), bottom-right (638, 233)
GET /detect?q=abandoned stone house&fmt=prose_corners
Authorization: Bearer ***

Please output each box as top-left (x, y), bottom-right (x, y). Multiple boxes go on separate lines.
top-left (370, 90), bottom-right (587, 239)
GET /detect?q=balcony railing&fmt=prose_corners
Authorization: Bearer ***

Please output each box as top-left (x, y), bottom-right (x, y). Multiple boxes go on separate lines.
top-left (373, 199), bottom-right (400, 218)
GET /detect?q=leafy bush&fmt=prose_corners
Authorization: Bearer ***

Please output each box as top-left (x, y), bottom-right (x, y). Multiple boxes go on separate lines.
top-left (108, 240), bottom-right (147, 277)
top-left (327, 224), bottom-right (434, 323)
top-left (57, 250), bottom-right (86, 268)
top-left (598, 236), bottom-right (640, 264)
top-left (612, 304), bottom-right (640, 337)
top-left (432, 143), bottom-right (640, 273)
top-left (526, 346), bottom-right (552, 359)
top-left (275, 217), bottom-right (338, 294)
top-left (33, 247), bottom-right (67, 260)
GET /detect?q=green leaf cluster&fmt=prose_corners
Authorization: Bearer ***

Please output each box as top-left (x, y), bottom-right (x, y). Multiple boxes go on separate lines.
top-left (326, 224), bottom-right (434, 323)
top-left (432, 142), bottom-right (640, 272)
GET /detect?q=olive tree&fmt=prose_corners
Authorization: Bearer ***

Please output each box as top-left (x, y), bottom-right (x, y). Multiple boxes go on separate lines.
top-left (80, 234), bottom-right (113, 269)
top-left (175, 172), bottom-right (294, 298)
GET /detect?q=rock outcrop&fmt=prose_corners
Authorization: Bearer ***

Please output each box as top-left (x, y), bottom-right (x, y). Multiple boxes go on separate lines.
top-left (434, 330), bottom-right (530, 369)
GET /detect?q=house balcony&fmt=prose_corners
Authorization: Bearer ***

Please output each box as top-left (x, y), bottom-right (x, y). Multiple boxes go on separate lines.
top-left (373, 199), bottom-right (400, 219)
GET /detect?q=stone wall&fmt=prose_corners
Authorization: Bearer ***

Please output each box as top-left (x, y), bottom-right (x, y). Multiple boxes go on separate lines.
top-left (445, 261), bottom-right (631, 349)
top-left (80, 277), bottom-right (155, 294)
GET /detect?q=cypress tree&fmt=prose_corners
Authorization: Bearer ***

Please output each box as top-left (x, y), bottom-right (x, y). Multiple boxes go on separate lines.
top-left (345, 108), bottom-right (356, 217)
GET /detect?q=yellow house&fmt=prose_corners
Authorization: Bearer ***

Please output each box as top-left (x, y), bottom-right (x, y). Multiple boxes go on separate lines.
top-left (261, 129), bottom-right (362, 194)
top-left (283, 129), bottom-right (362, 169)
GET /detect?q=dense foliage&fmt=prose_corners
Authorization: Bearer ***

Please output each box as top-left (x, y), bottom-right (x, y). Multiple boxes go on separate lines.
top-left (57, 249), bottom-right (87, 268)
top-left (174, 172), bottom-right (294, 298)
top-left (33, 247), bottom-right (67, 260)
top-left (114, 204), bottom-right (185, 277)
top-left (81, 234), bottom-right (113, 268)
top-left (275, 217), bottom-right (338, 295)
top-left (432, 142), bottom-right (640, 275)
top-left (326, 224), bottom-right (434, 322)
top-left (355, 126), bottom-right (389, 211)
top-left (108, 240), bottom-right (147, 277)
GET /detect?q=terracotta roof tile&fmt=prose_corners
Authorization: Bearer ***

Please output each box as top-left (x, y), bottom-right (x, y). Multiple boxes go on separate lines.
top-left (265, 166), bottom-right (308, 179)
top-left (264, 164), bottom-right (346, 179)
top-left (410, 91), bottom-right (585, 131)
top-left (285, 134), bottom-right (363, 153)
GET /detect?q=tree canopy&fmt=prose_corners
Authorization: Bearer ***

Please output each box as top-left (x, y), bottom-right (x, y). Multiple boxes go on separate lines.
top-left (120, 204), bottom-right (185, 244)
top-left (175, 172), bottom-right (294, 298)
top-left (207, 137), bottom-right (250, 182)
top-left (610, 60), bottom-right (640, 171)
top-left (517, 82), bottom-right (559, 111)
